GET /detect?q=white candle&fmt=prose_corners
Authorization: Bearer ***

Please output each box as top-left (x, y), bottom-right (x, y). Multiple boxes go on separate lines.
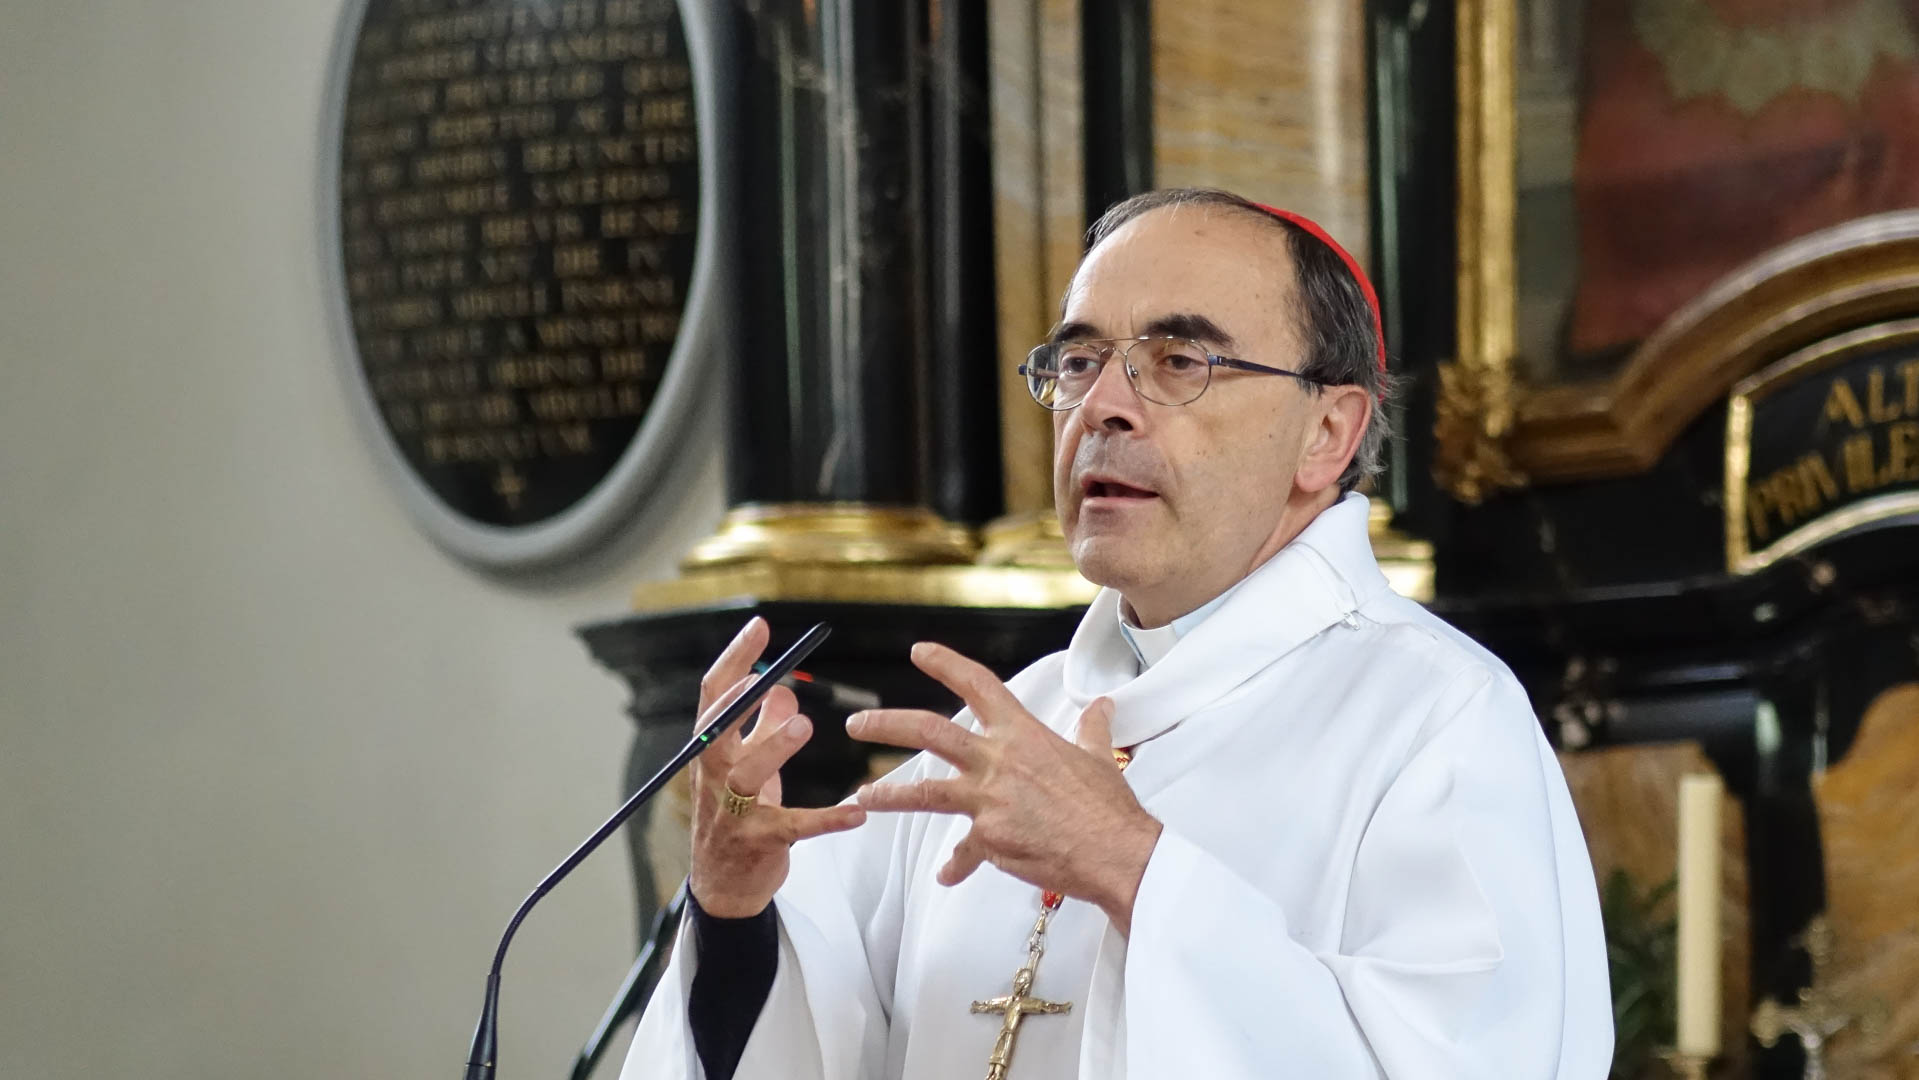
top-left (1675, 772), bottom-right (1724, 1056)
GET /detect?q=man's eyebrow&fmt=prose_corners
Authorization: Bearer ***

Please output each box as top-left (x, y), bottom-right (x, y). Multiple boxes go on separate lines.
top-left (1047, 313), bottom-right (1240, 351)
top-left (1141, 313), bottom-right (1239, 352)
top-left (1047, 320), bottom-right (1100, 344)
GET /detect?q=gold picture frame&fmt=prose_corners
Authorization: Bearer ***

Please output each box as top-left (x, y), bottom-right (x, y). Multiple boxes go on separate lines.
top-left (1442, 0), bottom-right (1919, 504)
top-left (1442, 0), bottom-right (1525, 504)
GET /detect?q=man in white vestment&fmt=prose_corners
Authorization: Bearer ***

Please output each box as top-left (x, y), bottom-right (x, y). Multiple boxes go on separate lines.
top-left (621, 188), bottom-right (1613, 1079)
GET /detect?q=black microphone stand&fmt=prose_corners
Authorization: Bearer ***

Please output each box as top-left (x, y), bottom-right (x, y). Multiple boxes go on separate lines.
top-left (463, 624), bottom-right (831, 1079)
top-left (569, 884), bottom-right (687, 1080)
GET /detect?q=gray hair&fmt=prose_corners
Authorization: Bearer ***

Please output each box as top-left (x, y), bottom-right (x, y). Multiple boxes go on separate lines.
top-left (1086, 187), bottom-right (1394, 495)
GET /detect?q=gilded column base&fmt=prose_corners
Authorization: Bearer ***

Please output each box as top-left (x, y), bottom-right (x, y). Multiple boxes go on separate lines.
top-left (631, 560), bottom-right (1100, 613)
top-left (641, 502), bottom-right (1432, 613)
top-left (682, 502), bottom-right (979, 569)
top-left (977, 510), bottom-right (1077, 568)
top-left (638, 501), bottom-right (1097, 613)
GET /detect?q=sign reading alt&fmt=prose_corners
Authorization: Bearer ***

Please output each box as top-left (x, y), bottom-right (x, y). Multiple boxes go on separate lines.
top-left (1726, 323), bottom-right (1919, 573)
top-left (322, 0), bottom-right (717, 570)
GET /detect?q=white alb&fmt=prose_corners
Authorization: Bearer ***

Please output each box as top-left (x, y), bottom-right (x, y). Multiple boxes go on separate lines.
top-left (622, 493), bottom-right (1614, 1079)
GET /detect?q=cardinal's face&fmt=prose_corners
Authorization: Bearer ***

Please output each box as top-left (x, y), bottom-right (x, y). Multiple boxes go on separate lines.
top-left (1051, 205), bottom-right (1322, 626)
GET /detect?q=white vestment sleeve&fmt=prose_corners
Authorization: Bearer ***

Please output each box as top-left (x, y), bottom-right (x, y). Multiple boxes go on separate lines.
top-left (1103, 670), bottom-right (1608, 1080)
top-left (620, 755), bottom-right (937, 1080)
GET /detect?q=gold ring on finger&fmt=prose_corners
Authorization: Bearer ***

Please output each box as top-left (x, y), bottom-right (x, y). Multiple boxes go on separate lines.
top-left (721, 784), bottom-right (757, 818)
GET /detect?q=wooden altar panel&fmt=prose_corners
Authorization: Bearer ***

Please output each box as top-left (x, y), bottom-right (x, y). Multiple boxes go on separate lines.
top-left (1559, 742), bottom-right (1753, 1073)
top-left (989, 0), bottom-right (1084, 516)
top-left (988, 0), bottom-right (1373, 517)
top-left (1154, 0), bottom-right (1372, 257)
top-left (1817, 683), bottom-right (1919, 1078)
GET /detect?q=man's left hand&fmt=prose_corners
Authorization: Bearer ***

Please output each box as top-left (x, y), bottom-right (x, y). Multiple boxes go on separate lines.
top-left (846, 642), bottom-right (1162, 936)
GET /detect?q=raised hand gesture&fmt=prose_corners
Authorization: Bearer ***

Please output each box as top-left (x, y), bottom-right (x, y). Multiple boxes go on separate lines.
top-left (848, 642), bottom-right (1162, 935)
top-left (687, 618), bottom-right (867, 918)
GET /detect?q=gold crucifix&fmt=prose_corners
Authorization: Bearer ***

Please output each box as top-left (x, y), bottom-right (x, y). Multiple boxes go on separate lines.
top-left (1749, 915), bottom-right (1883, 1080)
top-left (970, 909), bottom-right (1072, 1080)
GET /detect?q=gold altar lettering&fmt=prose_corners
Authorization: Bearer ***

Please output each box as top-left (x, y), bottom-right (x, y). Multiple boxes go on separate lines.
top-left (600, 348), bottom-right (650, 380)
top-left (1824, 378), bottom-right (1868, 431)
top-left (450, 284), bottom-right (550, 320)
top-left (553, 242), bottom-right (602, 277)
top-left (491, 353), bottom-right (595, 389)
top-left (1738, 352), bottom-right (1919, 556)
top-left (559, 275), bottom-right (674, 311)
top-left (1868, 368), bottom-right (1904, 423)
top-left (377, 45), bottom-right (479, 85)
top-left (621, 60), bottom-right (690, 93)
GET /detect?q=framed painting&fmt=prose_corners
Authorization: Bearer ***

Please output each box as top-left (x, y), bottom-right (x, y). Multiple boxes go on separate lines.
top-left (1436, 0), bottom-right (1919, 500)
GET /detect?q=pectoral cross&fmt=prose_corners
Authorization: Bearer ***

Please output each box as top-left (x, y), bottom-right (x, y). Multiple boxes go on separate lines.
top-left (970, 747), bottom-right (1128, 1079)
top-left (970, 907), bottom-right (1072, 1080)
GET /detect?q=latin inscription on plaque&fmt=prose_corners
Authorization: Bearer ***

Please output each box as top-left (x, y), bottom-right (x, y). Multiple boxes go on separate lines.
top-left (336, 0), bottom-right (698, 527)
top-left (1728, 336), bottom-right (1919, 572)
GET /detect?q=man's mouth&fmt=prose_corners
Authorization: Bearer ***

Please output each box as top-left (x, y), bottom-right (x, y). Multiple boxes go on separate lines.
top-left (1081, 476), bottom-right (1158, 501)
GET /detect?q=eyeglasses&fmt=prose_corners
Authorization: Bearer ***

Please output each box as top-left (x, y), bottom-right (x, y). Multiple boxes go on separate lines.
top-left (1018, 336), bottom-right (1328, 411)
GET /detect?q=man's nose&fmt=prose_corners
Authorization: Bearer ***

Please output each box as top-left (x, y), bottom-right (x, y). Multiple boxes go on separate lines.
top-left (1076, 354), bottom-right (1144, 433)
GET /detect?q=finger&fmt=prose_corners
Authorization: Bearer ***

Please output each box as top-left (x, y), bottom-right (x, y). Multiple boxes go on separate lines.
top-left (1073, 696), bottom-right (1116, 757)
top-left (760, 769), bottom-right (784, 809)
top-left (769, 803), bottom-right (868, 844)
top-left (845, 708), bottom-right (983, 768)
top-left (693, 673), bottom-right (759, 754)
top-left (936, 830), bottom-right (988, 887)
top-left (909, 642), bottom-right (1029, 731)
top-left (743, 684), bottom-right (798, 744)
top-left (727, 712), bottom-right (814, 796)
top-left (698, 617), bottom-right (769, 714)
top-left (856, 776), bottom-right (976, 815)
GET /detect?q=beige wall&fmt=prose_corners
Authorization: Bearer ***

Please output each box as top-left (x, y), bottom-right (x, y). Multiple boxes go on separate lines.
top-left (0, 2), bottom-right (724, 1076)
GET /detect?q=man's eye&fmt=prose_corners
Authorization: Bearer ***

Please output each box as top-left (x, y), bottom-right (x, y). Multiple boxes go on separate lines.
top-left (1057, 349), bottom-right (1100, 375)
top-left (1160, 349), bottom-right (1206, 372)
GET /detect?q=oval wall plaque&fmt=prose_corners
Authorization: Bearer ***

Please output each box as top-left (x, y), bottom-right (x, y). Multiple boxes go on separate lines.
top-left (319, 0), bottom-right (723, 569)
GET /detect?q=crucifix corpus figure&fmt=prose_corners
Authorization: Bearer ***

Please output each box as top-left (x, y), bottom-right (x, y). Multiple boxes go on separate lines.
top-left (970, 909), bottom-right (1072, 1080)
top-left (620, 189), bottom-right (1616, 1079)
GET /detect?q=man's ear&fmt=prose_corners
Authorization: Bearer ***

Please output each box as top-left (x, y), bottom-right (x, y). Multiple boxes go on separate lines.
top-left (1292, 385), bottom-right (1371, 494)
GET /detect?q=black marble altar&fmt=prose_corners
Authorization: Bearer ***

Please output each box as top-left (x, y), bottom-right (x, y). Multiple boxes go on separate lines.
top-left (1081, 0), bottom-right (1154, 226)
top-left (721, 0), bottom-right (1002, 522)
top-left (578, 0), bottom-right (1036, 953)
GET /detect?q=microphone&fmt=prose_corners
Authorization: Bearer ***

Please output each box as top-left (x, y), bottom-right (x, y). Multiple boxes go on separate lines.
top-left (463, 622), bottom-right (833, 1079)
top-left (569, 885), bottom-right (686, 1080)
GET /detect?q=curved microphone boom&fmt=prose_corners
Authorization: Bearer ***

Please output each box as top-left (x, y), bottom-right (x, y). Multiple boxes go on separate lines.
top-left (463, 623), bottom-right (833, 1079)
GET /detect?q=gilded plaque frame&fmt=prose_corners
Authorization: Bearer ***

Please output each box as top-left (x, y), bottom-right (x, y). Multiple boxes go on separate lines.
top-left (1724, 319), bottom-right (1919, 575)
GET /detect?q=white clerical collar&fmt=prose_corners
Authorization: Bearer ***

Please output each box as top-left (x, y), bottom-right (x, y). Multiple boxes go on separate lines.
top-left (1117, 587), bottom-right (1237, 672)
top-left (1063, 492), bottom-right (1391, 749)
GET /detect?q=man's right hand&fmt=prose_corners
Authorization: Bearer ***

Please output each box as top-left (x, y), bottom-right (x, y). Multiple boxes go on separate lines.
top-left (688, 617), bottom-right (869, 919)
